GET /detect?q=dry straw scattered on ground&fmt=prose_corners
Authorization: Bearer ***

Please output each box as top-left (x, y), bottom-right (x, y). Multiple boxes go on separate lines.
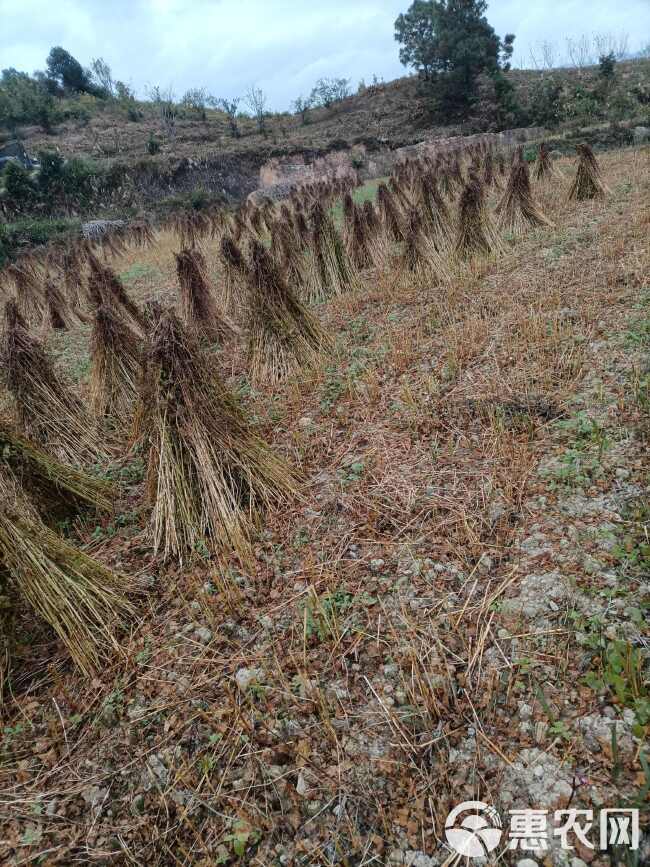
top-left (0, 146), bottom-right (648, 866)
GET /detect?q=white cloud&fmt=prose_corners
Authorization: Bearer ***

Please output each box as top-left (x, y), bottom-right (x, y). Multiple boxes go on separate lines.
top-left (0, 0), bottom-right (646, 109)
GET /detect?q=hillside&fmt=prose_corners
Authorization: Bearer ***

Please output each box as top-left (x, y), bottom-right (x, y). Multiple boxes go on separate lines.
top-left (1, 145), bottom-right (649, 865)
top-left (9, 60), bottom-right (650, 184)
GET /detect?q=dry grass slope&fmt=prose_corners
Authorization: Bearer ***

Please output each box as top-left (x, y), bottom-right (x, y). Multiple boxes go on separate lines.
top-left (0, 145), bottom-right (648, 865)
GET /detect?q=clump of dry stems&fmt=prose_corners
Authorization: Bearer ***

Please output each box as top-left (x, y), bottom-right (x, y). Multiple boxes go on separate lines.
top-left (454, 175), bottom-right (503, 260)
top-left (175, 247), bottom-right (236, 343)
top-left (534, 141), bottom-right (557, 182)
top-left (43, 280), bottom-right (72, 331)
top-left (496, 157), bottom-right (554, 235)
top-left (136, 308), bottom-right (296, 561)
top-left (87, 255), bottom-right (146, 332)
top-left (1, 300), bottom-right (104, 465)
top-left (90, 304), bottom-right (143, 422)
top-left (304, 202), bottom-right (355, 302)
top-left (568, 143), bottom-right (610, 201)
top-left (219, 235), bottom-right (250, 318)
top-left (246, 240), bottom-right (329, 382)
top-left (0, 419), bottom-right (115, 514)
top-left (399, 207), bottom-right (449, 283)
top-left (0, 466), bottom-right (132, 675)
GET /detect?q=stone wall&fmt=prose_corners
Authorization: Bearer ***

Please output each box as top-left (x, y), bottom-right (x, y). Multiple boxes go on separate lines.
top-left (251, 126), bottom-right (548, 204)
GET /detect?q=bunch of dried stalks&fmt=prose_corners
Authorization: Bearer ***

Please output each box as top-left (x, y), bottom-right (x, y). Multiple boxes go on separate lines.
top-left (292, 208), bottom-right (311, 246)
top-left (304, 202), bottom-right (355, 302)
top-left (247, 240), bottom-right (329, 382)
top-left (417, 174), bottom-right (454, 253)
top-left (172, 210), bottom-right (212, 248)
top-left (129, 220), bottom-right (156, 248)
top-left (219, 235), bottom-right (249, 318)
top-left (2, 300), bottom-right (104, 465)
top-left (454, 175), bottom-right (503, 260)
top-left (90, 304), bottom-right (143, 421)
top-left (0, 467), bottom-right (132, 675)
top-left (5, 261), bottom-right (44, 321)
top-left (87, 255), bottom-right (146, 332)
top-left (43, 280), bottom-right (72, 331)
top-left (136, 308), bottom-right (296, 561)
top-left (398, 207), bottom-right (449, 283)
top-left (0, 419), bottom-right (115, 514)
top-left (175, 247), bottom-right (236, 343)
top-left (271, 218), bottom-right (307, 294)
top-left (377, 183), bottom-right (406, 245)
top-left (59, 246), bottom-right (89, 322)
top-left (568, 143), bottom-right (610, 201)
top-left (496, 158), bottom-right (554, 235)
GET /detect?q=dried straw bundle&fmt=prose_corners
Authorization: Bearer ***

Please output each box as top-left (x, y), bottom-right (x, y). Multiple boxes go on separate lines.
top-left (230, 211), bottom-right (248, 245)
top-left (342, 192), bottom-right (357, 256)
top-left (496, 159), bottom-right (554, 235)
top-left (349, 203), bottom-right (382, 272)
top-left (2, 300), bottom-right (104, 465)
top-left (137, 309), bottom-right (296, 561)
top-left (173, 210), bottom-right (212, 248)
top-left (377, 183), bottom-right (406, 245)
top-left (43, 280), bottom-right (72, 331)
top-left (454, 176), bottom-right (503, 260)
top-left (143, 298), bottom-right (164, 333)
top-left (260, 199), bottom-right (276, 233)
top-left (362, 200), bottom-right (387, 266)
top-left (0, 419), bottom-right (115, 514)
top-left (448, 155), bottom-right (465, 192)
top-left (482, 149), bottom-right (500, 189)
top-left (568, 144), bottom-right (610, 201)
top-left (417, 174), bottom-right (454, 253)
top-left (271, 219), bottom-right (307, 293)
top-left (87, 256), bottom-right (146, 332)
top-left (219, 235), bottom-right (250, 317)
top-left (0, 467), bottom-right (132, 675)
top-left (60, 246), bottom-right (89, 322)
top-left (248, 205), bottom-right (265, 236)
top-left (247, 240), bottom-right (329, 382)
top-left (292, 208), bottom-right (311, 246)
top-left (389, 174), bottom-right (414, 211)
top-left (5, 261), bottom-right (44, 321)
top-left (208, 206), bottom-right (227, 240)
top-left (398, 207), bottom-right (449, 283)
top-left (533, 142), bottom-right (553, 182)
top-left (129, 220), bottom-right (156, 248)
top-left (304, 202), bottom-right (356, 302)
top-left (175, 248), bottom-right (236, 343)
top-left (90, 304), bottom-right (143, 421)
top-left (279, 204), bottom-right (297, 237)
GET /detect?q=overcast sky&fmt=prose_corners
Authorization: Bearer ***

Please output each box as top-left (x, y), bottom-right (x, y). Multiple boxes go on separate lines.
top-left (1, 0), bottom-right (648, 110)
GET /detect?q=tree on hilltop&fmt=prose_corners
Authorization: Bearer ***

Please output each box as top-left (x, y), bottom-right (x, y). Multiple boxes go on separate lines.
top-left (46, 46), bottom-right (96, 95)
top-left (395, 0), bottom-right (515, 119)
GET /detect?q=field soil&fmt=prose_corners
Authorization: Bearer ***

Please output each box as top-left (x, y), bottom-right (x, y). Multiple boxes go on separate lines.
top-left (0, 147), bottom-right (649, 865)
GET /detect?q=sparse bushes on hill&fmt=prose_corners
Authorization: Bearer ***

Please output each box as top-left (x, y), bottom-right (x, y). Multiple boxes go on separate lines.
top-left (0, 217), bottom-right (81, 266)
top-left (309, 78), bottom-right (351, 109)
top-left (0, 68), bottom-right (58, 133)
top-left (215, 97), bottom-right (241, 138)
top-left (146, 134), bottom-right (161, 155)
top-left (2, 161), bottom-right (36, 207)
top-left (292, 96), bottom-right (312, 125)
top-left (1, 150), bottom-right (117, 215)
